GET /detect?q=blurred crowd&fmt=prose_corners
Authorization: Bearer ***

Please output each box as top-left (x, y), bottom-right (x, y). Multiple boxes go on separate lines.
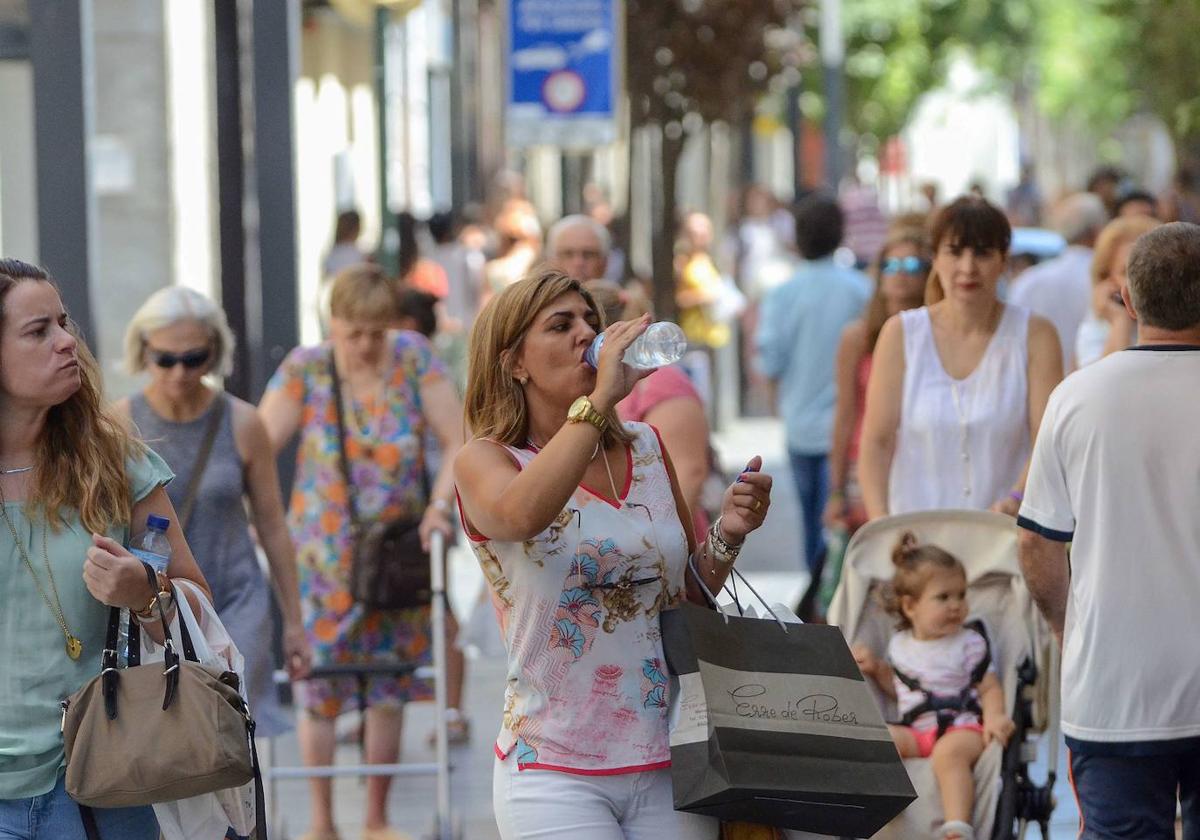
top-left (4, 137), bottom-right (1198, 839)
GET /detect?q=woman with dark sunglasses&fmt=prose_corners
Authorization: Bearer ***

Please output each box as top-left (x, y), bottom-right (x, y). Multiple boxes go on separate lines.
top-left (455, 268), bottom-right (773, 839)
top-left (116, 286), bottom-right (311, 746)
top-left (823, 229), bottom-right (930, 534)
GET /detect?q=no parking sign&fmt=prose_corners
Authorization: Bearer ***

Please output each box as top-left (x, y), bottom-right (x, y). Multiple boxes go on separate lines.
top-left (506, 0), bottom-right (619, 149)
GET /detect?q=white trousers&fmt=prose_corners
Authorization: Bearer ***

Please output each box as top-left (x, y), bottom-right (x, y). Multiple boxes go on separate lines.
top-left (492, 754), bottom-right (719, 839)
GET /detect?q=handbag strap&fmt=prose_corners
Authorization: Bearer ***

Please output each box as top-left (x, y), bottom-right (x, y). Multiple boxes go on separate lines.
top-left (177, 394), bottom-right (226, 531)
top-left (101, 562), bottom-right (190, 719)
top-left (329, 351), bottom-right (433, 520)
top-left (79, 804), bottom-right (101, 840)
top-left (328, 351), bottom-right (361, 528)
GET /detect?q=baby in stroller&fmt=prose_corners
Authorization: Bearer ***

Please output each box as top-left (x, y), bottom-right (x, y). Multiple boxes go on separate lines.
top-left (853, 532), bottom-right (1016, 840)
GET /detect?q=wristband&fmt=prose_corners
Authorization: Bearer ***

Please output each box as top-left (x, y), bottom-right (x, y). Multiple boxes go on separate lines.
top-left (1008, 490), bottom-right (1024, 504)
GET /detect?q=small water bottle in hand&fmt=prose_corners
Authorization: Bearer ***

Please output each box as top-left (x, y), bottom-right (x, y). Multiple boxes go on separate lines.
top-left (584, 321), bottom-right (687, 370)
top-left (130, 514), bottom-right (173, 574)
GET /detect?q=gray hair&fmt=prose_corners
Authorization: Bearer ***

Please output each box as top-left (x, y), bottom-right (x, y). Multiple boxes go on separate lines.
top-left (1051, 192), bottom-right (1108, 244)
top-left (1126, 222), bottom-right (1200, 331)
top-left (546, 214), bottom-right (611, 258)
top-left (123, 286), bottom-right (236, 376)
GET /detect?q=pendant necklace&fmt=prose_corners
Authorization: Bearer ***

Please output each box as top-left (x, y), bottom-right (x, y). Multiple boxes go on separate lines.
top-left (0, 485), bottom-right (83, 659)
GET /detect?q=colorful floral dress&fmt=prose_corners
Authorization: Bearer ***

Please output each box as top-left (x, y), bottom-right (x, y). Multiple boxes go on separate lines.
top-left (464, 423), bottom-right (689, 773)
top-left (265, 331), bottom-right (446, 716)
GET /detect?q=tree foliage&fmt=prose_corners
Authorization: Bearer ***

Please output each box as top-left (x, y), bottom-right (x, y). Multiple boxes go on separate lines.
top-left (791, 0), bottom-right (1200, 154)
top-left (625, 0), bottom-right (805, 317)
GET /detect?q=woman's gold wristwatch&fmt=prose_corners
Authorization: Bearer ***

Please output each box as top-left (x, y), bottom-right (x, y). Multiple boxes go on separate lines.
top-left (567, 396), bottom-right (607, 433)
top-left (133, 589), bottom-right (174, 621)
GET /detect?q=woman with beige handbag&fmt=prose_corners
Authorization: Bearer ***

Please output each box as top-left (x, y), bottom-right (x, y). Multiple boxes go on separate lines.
top-left (0, 259), bottom-right (211, 840)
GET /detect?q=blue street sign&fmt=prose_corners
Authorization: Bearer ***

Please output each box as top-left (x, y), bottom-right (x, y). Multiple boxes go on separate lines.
top-left (506, 0), bottom-right (618, 149)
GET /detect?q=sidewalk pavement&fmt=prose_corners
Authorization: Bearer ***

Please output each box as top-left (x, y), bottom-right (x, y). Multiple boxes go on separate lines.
top-left (265, 416), bottom-right (1078, 839)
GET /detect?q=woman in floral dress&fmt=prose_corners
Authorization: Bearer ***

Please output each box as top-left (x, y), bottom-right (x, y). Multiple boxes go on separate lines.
top-left (259, 265), bottom-right (464, 840)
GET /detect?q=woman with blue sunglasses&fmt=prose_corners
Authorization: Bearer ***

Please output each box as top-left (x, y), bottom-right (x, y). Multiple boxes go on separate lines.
top-left (824, 229), bottom-right (930, 533)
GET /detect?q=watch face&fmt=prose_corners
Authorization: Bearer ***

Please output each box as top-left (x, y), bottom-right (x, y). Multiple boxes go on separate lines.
top-left (568, 396), bottom-right (590, 419)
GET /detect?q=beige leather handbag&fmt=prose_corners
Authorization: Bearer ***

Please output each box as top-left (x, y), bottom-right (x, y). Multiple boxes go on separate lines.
top-left (60, 563), bottom-right (265, 838)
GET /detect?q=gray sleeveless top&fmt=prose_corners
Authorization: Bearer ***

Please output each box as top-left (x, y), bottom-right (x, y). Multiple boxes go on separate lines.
top-left (130, 392), bottom-right (290, 736)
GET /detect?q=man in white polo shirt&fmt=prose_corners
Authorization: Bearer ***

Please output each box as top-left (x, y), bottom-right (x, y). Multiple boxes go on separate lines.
top-left (1017, 221), bottom-right (1200, 838)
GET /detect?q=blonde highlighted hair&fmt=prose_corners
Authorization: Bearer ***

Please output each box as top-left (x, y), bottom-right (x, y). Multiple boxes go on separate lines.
top-left (329, 263), bottom-right (401, 323)
top-left (123, 285), bottom-right (236, 376)
top-left (0, 261), bottom-right (144, 533)
top-left (1091, 215), bottom-right (1162, 287)
top-left (465, 267), bottom-right (633, 448)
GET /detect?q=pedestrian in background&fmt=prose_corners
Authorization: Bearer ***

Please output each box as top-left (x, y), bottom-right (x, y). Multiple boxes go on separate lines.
top-left (1018, 222), bottom-right (1200, 838)
top-left (396, 211), bottom-right (449, 300)
top-left (1007, 192), bottom-right (1108, 371)
top-left (585, 278), bottom-right (713, 542)
top-left (755, 193), bottom-right (871, 619)
top-left (117, 286), bottom-right (311, 742)
top-left (0, 259), bottom-right (210, 840)
top-left (323, 209), bottom-right (368, 280)
top-left (1113, 188), bottom-right (1159, 219)
top-left (858, 196), bottom-right (1062, 520)
top-left (1074, 215), bottom-right (1161, 368)
top-left (258, 264), bottom-right (464, 840)
top-left (455, 268), bottom-right (772, 839)
top-left (483, 201), bottom-right (542, 304)
top-left (547, 214), bottom-right (611, 283)
top-left (428, 210), bottom-right (482, 330)
top-left (824, 228), bottom-right (929, 534)
top-left (675, 211), bottom-right (731, 350)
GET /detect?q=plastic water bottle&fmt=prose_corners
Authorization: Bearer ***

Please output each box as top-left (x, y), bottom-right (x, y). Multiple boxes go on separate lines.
top-left (118, 515), bottom-right (172, 664)
top-left (130, 514), bottom-right (172, 574)
top-left (584, 321), bottom-right (687, 370)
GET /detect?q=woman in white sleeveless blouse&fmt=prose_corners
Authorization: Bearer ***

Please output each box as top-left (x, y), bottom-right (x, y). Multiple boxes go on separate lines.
top-left (455, 269), bottom-right (773, 839)
top-left (859, 197), bottom-right (1063, 520)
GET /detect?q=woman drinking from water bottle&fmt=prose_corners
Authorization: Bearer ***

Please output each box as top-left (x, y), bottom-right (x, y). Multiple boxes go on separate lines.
top-left (454, 267), bottom-right (774, 838)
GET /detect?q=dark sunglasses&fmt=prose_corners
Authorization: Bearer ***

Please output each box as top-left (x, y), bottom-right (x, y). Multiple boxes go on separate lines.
top-left (881, 256), bottom-right (930, 276)
top-left (148, 347), bottom-right (212, 370)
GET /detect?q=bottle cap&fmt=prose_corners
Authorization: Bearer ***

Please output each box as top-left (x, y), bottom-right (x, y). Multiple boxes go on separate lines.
top-left (146, 514), bottom-right (171, 532)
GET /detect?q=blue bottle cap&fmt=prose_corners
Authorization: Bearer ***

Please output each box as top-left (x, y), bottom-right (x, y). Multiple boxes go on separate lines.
top-left (146, 514), bottom-right (171, 532)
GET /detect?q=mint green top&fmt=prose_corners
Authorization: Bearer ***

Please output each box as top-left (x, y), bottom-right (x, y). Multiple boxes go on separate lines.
top-left (0, 450), bottom-right (173, 799)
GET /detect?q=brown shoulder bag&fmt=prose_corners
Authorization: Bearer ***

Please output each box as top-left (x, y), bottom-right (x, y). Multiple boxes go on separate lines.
top-left (61, 562), bottom-right (266, 838)
top-left (329, 352), bottom-right (432, 609)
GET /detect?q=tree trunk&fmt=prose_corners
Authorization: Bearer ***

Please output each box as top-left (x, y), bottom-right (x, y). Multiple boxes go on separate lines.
top-left (651, 124), bottom-right (685, 322)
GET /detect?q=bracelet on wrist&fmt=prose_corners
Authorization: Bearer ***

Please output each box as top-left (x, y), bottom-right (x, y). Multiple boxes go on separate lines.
top-left (1008, 490), bottom-right (1024, 503)
top-left (707, 516), bottom-right (743, 566)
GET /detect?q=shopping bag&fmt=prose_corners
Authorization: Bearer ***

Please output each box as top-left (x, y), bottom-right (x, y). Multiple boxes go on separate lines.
top-left (663, 578), bottom-right (916, 837)
top-left (140, 580), bottom-right (259, 839)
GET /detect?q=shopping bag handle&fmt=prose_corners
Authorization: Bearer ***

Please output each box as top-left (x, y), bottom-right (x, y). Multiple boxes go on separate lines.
top-left (686, 553), bottom-right (789, 632)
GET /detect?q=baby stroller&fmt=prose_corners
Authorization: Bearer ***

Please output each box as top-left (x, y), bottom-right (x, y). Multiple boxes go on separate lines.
top-left (826, 510), bottom-right (1059, 840)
